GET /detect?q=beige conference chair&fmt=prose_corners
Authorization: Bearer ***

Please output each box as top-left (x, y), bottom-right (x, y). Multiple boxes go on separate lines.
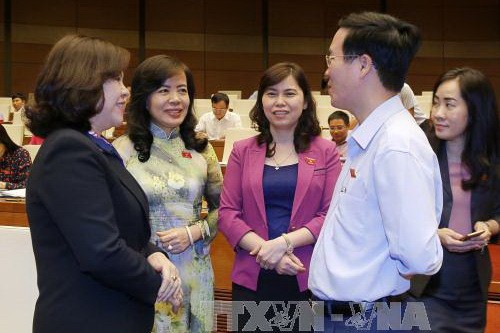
top-left (220, 127), bottom-right (259, 165)
top-left (23, 144), bottom-right (41, 161)
top-left (2, 124), bottom-right (25, 146)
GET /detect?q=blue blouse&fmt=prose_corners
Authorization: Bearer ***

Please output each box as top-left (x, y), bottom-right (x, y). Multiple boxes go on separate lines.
top-left (263, 163), bottom-right (298, 240)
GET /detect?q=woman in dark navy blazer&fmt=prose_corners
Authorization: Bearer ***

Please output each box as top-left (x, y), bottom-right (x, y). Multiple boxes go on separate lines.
top-left (25, 35), bottom-right (182, 333)
top-left (411, 68), bottom-right (499, 333)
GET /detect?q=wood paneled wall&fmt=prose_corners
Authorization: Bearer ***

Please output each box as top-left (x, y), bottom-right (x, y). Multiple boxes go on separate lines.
top-left (0, 0), bottom-right (499, 102)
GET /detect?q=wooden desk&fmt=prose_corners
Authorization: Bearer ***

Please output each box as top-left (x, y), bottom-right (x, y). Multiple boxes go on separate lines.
top-left (0, 199), bottom-right (28, 227)
top-left (209, 140), bottom-right (225, 162)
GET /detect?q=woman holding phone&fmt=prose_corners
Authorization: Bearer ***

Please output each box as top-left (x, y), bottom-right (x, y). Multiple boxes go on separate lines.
top-left (411, 68), bottom-right (499, 333)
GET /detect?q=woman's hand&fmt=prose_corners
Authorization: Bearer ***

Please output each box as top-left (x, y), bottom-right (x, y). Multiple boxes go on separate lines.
top-left (250, 236), bottom-right (287, 270)
top-left (167, 286), bottom-right (184, 314)
top-left (147, 252), bottom-right (182, 302)
top-left (472, 221), bottom-right (493, 248)
top-left (275, 253), bottom-right (305, 276)
top-left (437, 227), bottom-right (485, 253)
top-left (157, 228), bottom-right (191, 254)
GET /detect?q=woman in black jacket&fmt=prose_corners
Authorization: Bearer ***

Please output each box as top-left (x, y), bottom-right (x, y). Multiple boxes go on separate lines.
top-left (411, 67), bottom-right (499, 333)
top-left (25, 35), bottom-right (182, 333)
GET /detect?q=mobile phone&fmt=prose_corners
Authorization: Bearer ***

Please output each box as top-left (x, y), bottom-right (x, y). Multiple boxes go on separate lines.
top-left (460, 230), bottom-right (485, 241)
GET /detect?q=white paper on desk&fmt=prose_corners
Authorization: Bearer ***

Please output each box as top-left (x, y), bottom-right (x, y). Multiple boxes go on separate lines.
top-left (0, 188), bottom-right (26, 198)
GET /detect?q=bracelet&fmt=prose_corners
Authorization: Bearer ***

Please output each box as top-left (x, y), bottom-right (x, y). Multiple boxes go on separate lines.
top-left (203, 220), bottom-right (211, 238)
top-left (197, 222), bottom-right (205, 240)
top-left (198, 219), bottom-right (210, 238)
top-left (185, 226), bottom-right (194, 246)
top-left (281, 233), bottom-right (294, 254)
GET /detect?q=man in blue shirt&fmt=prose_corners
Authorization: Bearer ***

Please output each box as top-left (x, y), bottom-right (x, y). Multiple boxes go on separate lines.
top-left (309, 12), bottom-right (443, 332)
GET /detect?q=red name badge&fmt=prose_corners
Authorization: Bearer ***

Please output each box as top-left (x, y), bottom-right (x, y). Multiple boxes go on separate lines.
top-left (182, 151), bottom-right (192, 159)
top-left (304, 157), bottom-right (316, 165)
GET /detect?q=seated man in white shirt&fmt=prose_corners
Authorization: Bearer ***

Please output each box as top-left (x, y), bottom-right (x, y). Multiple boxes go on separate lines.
top-left (195, 92), bottom-right (242, 140)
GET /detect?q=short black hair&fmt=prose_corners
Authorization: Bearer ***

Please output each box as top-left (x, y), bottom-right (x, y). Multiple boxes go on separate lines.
top-left (338, 12), bottom-right (421, 92)
top-left (328, 110), bottom-right (349, 126)
top-left (11, 92), bottom-right (26, 101)
top-left (211, 92), bottom-right (229, 106)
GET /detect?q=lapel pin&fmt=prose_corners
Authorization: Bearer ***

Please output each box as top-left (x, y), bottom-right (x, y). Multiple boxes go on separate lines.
top-left (304, 157), bottom-right (316, 165)
top-left (350, 168), bottom-right (357, 178)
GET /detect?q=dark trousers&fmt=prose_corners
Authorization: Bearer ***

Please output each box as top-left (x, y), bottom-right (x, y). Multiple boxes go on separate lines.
top-left (419, 295), bottom-right (486, 333)
top-left (313, 296), bottom-right (428, 332)
top-left (231, 270), bottom-right (311, 332)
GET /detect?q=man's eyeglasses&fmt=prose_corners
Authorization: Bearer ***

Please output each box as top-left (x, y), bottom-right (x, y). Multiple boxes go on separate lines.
top-left (325, 54), bottom-right (359, 67)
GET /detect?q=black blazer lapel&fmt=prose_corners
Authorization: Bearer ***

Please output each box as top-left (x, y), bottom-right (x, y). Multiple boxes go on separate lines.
top-left (85, 133), bottom-right (149, 220)
top-left (110, 158), bottom-right (150, 221)
top-left (435, 141), bottom-right (453, 228)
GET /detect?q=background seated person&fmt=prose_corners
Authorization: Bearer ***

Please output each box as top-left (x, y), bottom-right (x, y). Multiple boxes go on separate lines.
top-left (11, 92), bottom-right (27, 116)
top-left (195, 92), bottom-right (241, 139)
top-left (328, 110), bottom-right (349, 161)
top-left (0, 124), bottom-right (31, 189)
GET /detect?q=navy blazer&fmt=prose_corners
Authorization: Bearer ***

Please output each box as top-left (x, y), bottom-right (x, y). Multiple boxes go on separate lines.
top-left (411, 138), bottom-right (500, 299)
top-left (27, 129), bottom-right (162, 333)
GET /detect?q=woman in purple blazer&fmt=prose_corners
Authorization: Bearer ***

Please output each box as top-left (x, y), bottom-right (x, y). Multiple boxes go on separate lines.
top-left (219, 62), bottom-right (341, 331)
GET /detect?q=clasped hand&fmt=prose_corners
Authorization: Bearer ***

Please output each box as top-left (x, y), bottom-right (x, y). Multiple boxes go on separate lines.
top-left (147, 252), bottom-right (183, 313)
top-left (157, 228), bottom-right (191, 254)
top-left (250, 238), bottom-right (305, 275)
top-left (275, 253), bottom-right (306, 276)
top-left (438, 222), bottom-right (491, 253)
top-left (250, 237), bottom-right (287, 269)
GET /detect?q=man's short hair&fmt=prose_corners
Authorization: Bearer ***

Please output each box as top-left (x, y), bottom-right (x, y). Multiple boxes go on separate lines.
top-left (338, 12), bottom-right (421, 92)
top-left (211, 92), bottom-right (229, 106)
top-left (11, 92), bottom-right (27, 101)
top-left (328, 110), bottom-right (350, 126)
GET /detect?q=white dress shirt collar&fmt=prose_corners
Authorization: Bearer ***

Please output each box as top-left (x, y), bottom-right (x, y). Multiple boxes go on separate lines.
top-left (351, 95), bottom-right (404, 150)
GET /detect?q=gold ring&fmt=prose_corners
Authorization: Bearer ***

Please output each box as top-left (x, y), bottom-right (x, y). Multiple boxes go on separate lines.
top-left (171, 275), bottom-right (177, 281)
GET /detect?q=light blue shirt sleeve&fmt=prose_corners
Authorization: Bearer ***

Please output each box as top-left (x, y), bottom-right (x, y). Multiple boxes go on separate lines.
top-left (373, 149), bottom-right (443, 276)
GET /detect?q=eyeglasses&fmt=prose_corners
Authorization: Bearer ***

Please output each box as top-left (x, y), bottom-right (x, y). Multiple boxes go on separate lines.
top-left (212, 108), bottom-right (227, 112)
top-left (325, 54), bottom-right (359, 67)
